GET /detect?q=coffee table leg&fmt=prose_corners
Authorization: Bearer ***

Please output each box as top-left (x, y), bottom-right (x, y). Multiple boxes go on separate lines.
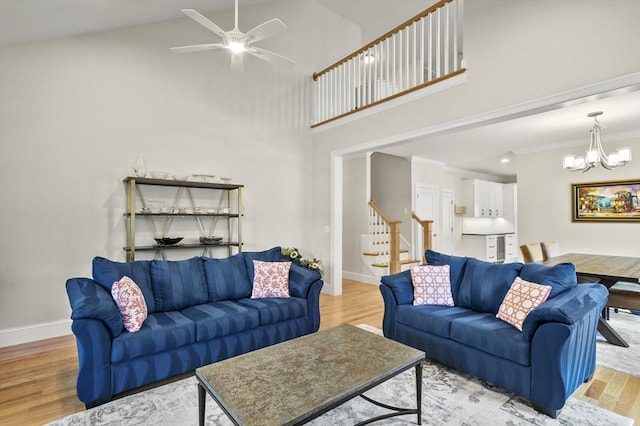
top-left (416, 363), bottom-right (422, 425)
top-left (198, 383), bottom-right (205, 426)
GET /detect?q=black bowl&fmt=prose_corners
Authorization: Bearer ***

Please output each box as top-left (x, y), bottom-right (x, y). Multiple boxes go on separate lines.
top-left (154, 237), bottom-right (183, 246)
top-left (200, 236), bottom-right (223, 245)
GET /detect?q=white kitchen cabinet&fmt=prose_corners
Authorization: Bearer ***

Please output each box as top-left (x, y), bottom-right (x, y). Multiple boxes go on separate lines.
top-left (505, 233), bottom-right (518, 262)
top-left (462, 179), bottom-right (504, 218)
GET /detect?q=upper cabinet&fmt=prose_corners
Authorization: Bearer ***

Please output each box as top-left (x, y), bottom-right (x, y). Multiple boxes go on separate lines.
top-left (462, 179), bottom-right (504, 218)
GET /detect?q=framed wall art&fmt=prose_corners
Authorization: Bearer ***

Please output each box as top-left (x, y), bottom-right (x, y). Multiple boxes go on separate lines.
top-left (572, 179), bottom-right (640, 222)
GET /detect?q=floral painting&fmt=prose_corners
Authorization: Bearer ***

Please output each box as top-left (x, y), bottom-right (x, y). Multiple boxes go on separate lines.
top-left (572, 179), bottom-right (640, 222)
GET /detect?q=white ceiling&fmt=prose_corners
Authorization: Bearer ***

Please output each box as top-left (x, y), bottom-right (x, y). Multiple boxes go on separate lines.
top-left (1, 0), bottom-right (639, 179)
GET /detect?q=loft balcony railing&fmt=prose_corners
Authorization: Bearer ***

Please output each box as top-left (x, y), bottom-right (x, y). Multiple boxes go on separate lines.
top-left (312, 0), bottom-right (465, 127)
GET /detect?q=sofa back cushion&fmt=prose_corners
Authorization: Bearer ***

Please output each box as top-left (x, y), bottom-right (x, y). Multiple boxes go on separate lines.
top-left (519, 262), bottom-right (577, 299)
top-left (150, 257), bottom-right (208, 311)
top-left (425, 250), bottom-right (469, 303)
top-left (92, 257), bottom-right (156, 314)
top-left (458, 258), bottom-right (524, 314)
top-left (243, 247), bottom-right (283, 282)
top-left (203, 253), bottom-right (252, 302)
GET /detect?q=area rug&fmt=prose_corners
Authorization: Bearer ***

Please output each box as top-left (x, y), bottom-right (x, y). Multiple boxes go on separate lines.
top-left (596, 310), bottom-right (640, 377)
top-left (47, 328), bottom-right (633, 426)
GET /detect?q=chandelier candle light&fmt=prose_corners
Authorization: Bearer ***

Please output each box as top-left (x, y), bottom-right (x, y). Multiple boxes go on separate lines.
top-left (563, 111), bottom-right (632, 172)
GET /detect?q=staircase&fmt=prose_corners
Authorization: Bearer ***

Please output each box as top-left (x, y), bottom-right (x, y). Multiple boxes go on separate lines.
top-left (362, 199), bottom-right (421, 277)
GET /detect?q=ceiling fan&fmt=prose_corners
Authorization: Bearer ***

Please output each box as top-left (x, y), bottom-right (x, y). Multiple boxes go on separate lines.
top-left (170, 0), bottom-right (295, 71)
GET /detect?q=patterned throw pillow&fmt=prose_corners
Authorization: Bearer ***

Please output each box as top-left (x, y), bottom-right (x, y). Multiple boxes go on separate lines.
top-left (496, 277), bottom-right (552, 331)
top-left (251, 260), bottom-right (291, 299)
top-left (410, 264), bottom-right (454, 306)
top-left (111, 276), bottom-right (148, 332)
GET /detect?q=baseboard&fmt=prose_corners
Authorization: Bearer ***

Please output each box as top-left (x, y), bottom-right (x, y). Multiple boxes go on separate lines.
top-left (0, 319), bottom-right (72, 348)
top-left (343, 271), bottom-right (380, 285)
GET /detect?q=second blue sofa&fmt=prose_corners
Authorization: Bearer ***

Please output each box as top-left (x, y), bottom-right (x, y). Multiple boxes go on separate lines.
top-left (380, 250), bottom-right (608, 418)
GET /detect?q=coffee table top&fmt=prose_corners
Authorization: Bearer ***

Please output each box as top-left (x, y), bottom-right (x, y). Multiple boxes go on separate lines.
top-left (196, 324), bottom-right (425, 426)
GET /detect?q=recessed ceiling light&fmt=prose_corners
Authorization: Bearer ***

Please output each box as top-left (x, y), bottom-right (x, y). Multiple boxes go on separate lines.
top-left (500, 158), bottom-right (510, 163)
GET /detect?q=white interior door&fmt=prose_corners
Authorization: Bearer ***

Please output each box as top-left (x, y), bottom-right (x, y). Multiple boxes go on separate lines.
top-left (441, 190), bottom-right (454, 255)
top-left (415, 184), bottom-right (439, 257)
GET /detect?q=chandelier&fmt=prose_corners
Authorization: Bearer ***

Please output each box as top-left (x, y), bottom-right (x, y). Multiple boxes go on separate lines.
top-left (563, 111), bottom-right (632, 172)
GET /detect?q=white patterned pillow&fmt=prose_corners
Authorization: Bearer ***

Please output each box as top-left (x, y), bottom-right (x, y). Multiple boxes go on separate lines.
top-left (497, 277), bottom-right (552, 331)
top-left (111, 276), bottom-right (148, 332)
top-left (251, 260), bottom-right (291, 299)
top-left (410, 264), bottom-right (454, 306)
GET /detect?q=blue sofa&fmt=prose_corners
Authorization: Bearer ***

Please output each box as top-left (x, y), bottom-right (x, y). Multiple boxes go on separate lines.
top-left (380, 250), bottom-right (608, 418)
top-left (66, 247), bottom-right (323, 407)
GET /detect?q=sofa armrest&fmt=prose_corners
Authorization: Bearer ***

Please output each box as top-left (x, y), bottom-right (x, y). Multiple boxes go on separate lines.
top-left (288, 263), bottom-right (322, 299)
top-left (521, 283), bottom-right (608, 342)
top-left (66, 277), bottom-right (123, 338)
top-left (71, 318), bottom-right (113, 406)
top-left (380, 270), bottom-right (414, 305)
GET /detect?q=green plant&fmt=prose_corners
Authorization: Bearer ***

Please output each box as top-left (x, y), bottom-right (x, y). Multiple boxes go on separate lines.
top-left (281, 247), bottom-right (322, 274)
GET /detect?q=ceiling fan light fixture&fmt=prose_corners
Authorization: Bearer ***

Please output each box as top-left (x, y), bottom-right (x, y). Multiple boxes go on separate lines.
top-left (228, 40), bottom-right (246, 54)
top-left (562, 111), bottom-right (632, 173)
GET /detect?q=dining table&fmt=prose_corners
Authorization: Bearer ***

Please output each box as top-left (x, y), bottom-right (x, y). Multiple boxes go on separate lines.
top-left (542, 253), bottom-right (640, 348)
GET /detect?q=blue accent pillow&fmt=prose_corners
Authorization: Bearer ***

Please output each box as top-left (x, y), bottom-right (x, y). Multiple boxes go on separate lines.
top-left (520, 262), bottom-right (577, 299)
top-left (203, 253), bottom-right (252, 301)
top-left (425, 250), bottom-right (469, 303)
top-left (243, 247), bottom-right (283, 281)
top-left (458, 258), bottom-right (524, 314)
top-left (150, 257), bottom-right (208, 311)
top-left (66, 278), bottom-right (123, 338)
top-left (92, 256), bottom-right (155, 313)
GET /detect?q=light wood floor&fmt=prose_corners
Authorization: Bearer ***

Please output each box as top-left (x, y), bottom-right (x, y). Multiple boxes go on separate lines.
top-left (1, 279), bottom-right (638, 425)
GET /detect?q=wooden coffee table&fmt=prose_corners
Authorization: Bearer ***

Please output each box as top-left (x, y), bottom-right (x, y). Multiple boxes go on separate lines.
top-left (195, 324), bottom-right (426, 425)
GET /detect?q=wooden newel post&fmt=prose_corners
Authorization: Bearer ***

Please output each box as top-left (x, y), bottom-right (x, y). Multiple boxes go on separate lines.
top-left (422, 220), bottom-right (433, 263)
top-left (389, 221), bottom-right (402, 274)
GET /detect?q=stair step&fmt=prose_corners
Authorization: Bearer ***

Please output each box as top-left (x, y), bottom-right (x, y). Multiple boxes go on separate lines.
top-left (363, 249), bottom-right (409, 257)
top-left (369, 231), bottom-right (390, 235)
top-left (372, 259), bottom-right (421, 268)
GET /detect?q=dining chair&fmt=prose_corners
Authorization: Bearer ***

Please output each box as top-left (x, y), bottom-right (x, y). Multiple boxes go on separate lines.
top-left (520, 243), bottom-right (543, 263)
top-left (540, 241), bottom-right (560, 261)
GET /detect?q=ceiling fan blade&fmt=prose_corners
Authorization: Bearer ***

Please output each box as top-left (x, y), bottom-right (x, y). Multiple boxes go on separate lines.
top-left (244, 18), bottom-right (287, 43)
top-left (248, 47), bottom-right (295, 68)
top-left (230, 53), bottom-right (244, 74)
top-left (170, 43), bottom-right (225, 53)
top-left (181, 9), bottom-right (226, 38)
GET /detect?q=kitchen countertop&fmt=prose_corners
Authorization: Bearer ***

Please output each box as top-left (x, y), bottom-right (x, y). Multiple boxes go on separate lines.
top-left (461, 232), bottom-right (515, 236)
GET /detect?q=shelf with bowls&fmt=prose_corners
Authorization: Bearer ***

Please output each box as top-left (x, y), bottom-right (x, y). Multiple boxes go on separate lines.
top-left (123, 176), bottom-right (244, 261)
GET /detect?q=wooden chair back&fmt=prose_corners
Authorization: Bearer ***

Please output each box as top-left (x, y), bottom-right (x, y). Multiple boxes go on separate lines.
top-left (520, 243), bottom-right (544, 263)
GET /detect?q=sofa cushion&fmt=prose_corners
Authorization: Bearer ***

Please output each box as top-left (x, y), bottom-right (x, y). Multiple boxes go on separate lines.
top-left (425, 250), bottom-right (469, 303)
top-left (111, 311), bottom-right (195, 363)
top-left (450, 312), bottom-right (531, 366)
top-left (237, 297), bottom-right (308, 326)
top-left (411, 264), bottom-right (454, 306)
top-left (111, 276), bottom-right (148, 333)
top-left (66, 278), bottom-right (124, 338)
top-left (520, 262), bottom-right (577, 299)
top-left (380, 270), bottom-right (414, 305)
top-left (396, 304), bottom-right (476, 339)
top-left (203, 253), bottom-right (252, 301)
top-left (251, 260), bottom-right (291, 299)
top-left (151, 257), bottom-right (208, 312)
top-left (496, 277), bottom-right (551, 331)
top-left (92, 257), bottom-right (156, 313)
top-left (458, 258), bottom-right (523, 314)
top-left (180, 301), bottom-right (260, 341)
top-left (243, 246), bottom-right (283, 281)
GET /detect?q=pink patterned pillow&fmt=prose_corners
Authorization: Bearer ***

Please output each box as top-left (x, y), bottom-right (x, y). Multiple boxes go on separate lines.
top-left (251, 261), bottom-right (291, 299)
top-left (410, 264), bottom-right (454, 306)
top-left (497, 277), bottom-right (552, 331)
top-left (111, 276), bottom-right (148, 333)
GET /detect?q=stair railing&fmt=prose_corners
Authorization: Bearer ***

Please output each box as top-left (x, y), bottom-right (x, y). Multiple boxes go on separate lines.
top-left (369, 199), bottom-right (402, 274)
top-left (412, 212), bottom-right (433, 263)
top-left (312, 0), bottom-right (465, 127)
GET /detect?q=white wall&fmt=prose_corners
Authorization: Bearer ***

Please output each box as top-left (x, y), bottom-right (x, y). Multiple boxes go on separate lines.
top-left (342, 157), bottom-right (369, 278)
top-left (517, 136), bottom-right (640, 256)
top-left (0, 0), bottom-right (361, 345)
top-left (311, 0), bottom-right (640, 293)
